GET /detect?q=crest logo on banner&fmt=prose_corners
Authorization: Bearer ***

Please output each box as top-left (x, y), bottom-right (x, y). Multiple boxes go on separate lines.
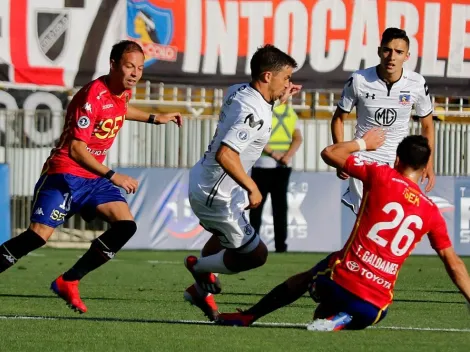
top-left (127, 0), bottom-right (178, 65)
top-left (36, 10), bottom-right (69, 62)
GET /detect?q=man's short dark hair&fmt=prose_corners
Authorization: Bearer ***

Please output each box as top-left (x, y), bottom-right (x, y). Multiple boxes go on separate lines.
top-left (110, 40), bottom-right (144, 64)
top-left (380, 27), bottom-right (410, 48)
top-left (396, 135), bottom-right (431, 170)
top-left (250, 44), bottom-right (298, 80)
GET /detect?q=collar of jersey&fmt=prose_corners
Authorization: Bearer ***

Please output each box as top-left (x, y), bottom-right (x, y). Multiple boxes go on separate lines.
top-left (249, 83), bottom-right (275, 107)
top-left (375, 65), bottom-right (404, 89)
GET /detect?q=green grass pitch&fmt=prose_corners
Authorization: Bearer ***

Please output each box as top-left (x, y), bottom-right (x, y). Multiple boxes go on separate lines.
top-left (0, 249), bottom-right (469, 351)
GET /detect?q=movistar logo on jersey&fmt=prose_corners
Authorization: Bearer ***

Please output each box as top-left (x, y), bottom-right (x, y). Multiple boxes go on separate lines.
top-left (244, 113), bottom-right (264, 130)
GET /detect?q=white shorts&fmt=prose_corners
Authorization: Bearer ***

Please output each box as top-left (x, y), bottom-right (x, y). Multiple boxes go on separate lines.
top-left (341, 177), bottom-right (364, 215)
top-left (189, 196), bottom-right (260, 252)
top-left (341, 156), bottom-right (392, 215)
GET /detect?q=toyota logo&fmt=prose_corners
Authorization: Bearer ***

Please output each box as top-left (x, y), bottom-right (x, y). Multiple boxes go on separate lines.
top-left (346, 261), bottom-right (360, 272)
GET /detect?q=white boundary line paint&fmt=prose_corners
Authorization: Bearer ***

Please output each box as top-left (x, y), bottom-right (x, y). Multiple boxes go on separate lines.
top-left (0, 315), bottom-right (469, 332)
top-left (73, 255), bottom-right (122, 262)
top-left (22, 255), bottom-right (176, 264)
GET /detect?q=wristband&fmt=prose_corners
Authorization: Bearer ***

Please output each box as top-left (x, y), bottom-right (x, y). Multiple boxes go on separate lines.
top-left (356, 138), bottom-right (367, 151)
top-left (104, 170), bottom-right (115, 180)
top-left (147, 114), bottom-right (157, 124)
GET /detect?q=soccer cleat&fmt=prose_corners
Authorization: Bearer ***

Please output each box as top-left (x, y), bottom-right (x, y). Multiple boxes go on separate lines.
top-left (50, 275), bottom-right (87, 314)
top-left (184, 255), bottom-right (222, 294)
top-left (306, 312), bottom-right (352, 331)
top-left (217, 311), bottom-right (255, 327)
top-left (184, 284), bottom-right (220, 321)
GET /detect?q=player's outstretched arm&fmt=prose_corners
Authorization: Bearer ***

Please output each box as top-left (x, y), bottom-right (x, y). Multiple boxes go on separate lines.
top-left (437, 247), bottom-right (470, 306)
top-left (126, 105), bottom-right (183, 127)
top-left (331, 107), bottom-right (351, 180)
top-left (321, 128), bottom-right (385, 170)
top-left (420, 114), bottom-right (435, 192)
top-left (331, 107), bottom-right (349, 144)
top-left (215, 144), bottom-right (261, 209)
top-left (69, 139), bottom-right (138, 194)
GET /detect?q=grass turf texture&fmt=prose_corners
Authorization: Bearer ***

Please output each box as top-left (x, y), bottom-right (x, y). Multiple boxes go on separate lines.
top-left (0, 249), bottom-right (469, 351)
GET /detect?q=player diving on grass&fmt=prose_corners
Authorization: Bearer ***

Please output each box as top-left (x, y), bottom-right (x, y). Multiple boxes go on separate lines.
top-left (217, 130), bottom-right (470, 330)
top-left (0, 40), bottom-right (183, 313)
top-left (183, 44), bottom-right (301, 321)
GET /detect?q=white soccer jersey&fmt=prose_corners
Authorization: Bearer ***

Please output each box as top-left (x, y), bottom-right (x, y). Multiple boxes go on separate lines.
top-left (338, 66), bottom-right (433, 164)
top-left (189, 83), bottom-right (273, 219)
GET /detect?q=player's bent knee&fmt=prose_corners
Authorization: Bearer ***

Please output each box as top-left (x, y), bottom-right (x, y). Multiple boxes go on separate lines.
top-left (112, 219), bottom-right (137, 233)
top-left (29, 222), bottom-right (55, 241)
top-left (99, 220), bottom-right (137, 252)
top-left (96, 201), bottom-right (134, 223)
top-left (251, 251), bottom-right (267, 269)
top-left (237, 239), bottom-right (268, 269)
top-left (254, 241), bottom-right (268, 267)
top-left (111, 219), bottom-right (137, 242)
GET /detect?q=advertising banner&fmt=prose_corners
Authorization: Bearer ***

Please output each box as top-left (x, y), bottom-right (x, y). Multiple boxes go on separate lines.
top-left (1, 0), bottom-right (470, 94)
top-left (125, 0), bottom-right (470, 95)
top-left (119, 167), bottom-right (466, 255)
top-left (454, 179), bottom-right (470, 255)
top-left (0, 0), bottom-right (125, 89)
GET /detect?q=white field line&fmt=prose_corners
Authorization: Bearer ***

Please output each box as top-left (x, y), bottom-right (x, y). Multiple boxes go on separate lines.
top-left (0, 315), bottom-right (469, 332)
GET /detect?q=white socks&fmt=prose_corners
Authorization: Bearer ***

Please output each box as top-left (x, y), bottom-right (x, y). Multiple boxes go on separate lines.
top-left (193, 249), bottom-right (234, 274)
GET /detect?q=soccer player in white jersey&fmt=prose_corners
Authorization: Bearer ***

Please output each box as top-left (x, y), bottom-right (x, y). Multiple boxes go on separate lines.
top-left (183, 45), bottom-right (300, 321)
top-left (331, 27), bottom-right (436, 214)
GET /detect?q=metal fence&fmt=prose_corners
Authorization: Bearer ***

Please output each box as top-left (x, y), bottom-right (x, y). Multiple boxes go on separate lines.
top-left (67, 81), bottom-right (470, 120)
top-left (2, 107), bottom-right (470, 245)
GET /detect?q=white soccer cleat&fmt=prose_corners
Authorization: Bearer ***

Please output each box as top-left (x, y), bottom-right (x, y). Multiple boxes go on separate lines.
top-left (306, 312), bottom-right (352, 331)
top-left (307, 319), bottom-right (337, 331)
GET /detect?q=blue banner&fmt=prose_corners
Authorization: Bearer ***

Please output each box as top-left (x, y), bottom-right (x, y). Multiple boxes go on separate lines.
top-left (454, 179), bottom-right (470, 255)
top-left (0, 164), bottom-right (10, 243)
top-left (118, 167), bottom-right (468, 256)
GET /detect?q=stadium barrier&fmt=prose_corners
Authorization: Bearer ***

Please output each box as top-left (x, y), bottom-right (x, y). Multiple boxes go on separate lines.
top-left (127, 81), bottom-right (470, 121)
top-left (1, 109), bottom-right (470, 248)
top-left (0, 164), bottom-right (10, 243)
top-left (117, 167), bottom-right (470, 256)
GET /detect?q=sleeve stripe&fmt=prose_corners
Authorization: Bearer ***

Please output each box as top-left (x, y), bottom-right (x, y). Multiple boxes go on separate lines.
top-left (220, 141), bottom-right (241, 154)
top-left (337, 105), bottom-right (352, 114)
top-left (415, 109), bottom-right (433, 118)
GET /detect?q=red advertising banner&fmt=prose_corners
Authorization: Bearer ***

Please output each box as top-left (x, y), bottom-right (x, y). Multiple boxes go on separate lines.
top-left (1, 0), bottom-right (470, 95)
top-left (0, 0), bottom-right (124, 89)
top-left (126, 0), bottom-right (470, 95)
